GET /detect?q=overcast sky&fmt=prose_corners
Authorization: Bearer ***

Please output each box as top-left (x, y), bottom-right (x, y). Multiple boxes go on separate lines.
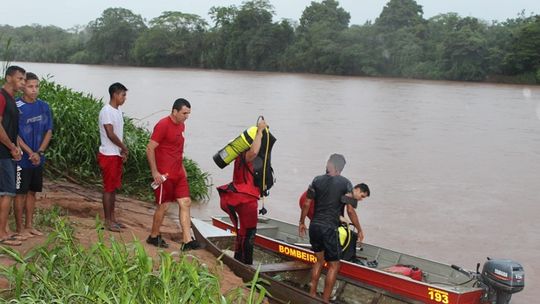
top-left (3, 0), bottom-right (539, 29)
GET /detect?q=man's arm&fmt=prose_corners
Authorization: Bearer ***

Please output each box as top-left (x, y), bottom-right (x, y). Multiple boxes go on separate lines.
top-left (245, 118), bottom-right (268, 162)
top-left (0, 116), bottom-right (21, 160)
top-left (146, 139), bottom-right (163, 184)
top-left (17, 135), bottom-right (39, 165)
top-left (104, 124), bottom-right (128, 154)
top-left (37, 130), bottom-right (52, 153)
top-left (346, 204), bottom-right (364, 243)
top-left (298, 197), bottom-right (312, 237)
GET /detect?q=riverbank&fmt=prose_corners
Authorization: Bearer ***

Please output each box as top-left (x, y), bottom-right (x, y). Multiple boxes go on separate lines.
top-left (0, 178), bottom-right (245, 296)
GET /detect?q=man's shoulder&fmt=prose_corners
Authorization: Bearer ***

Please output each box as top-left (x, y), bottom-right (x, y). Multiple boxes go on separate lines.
top-left (336, 175), bottom-right (352, 183)
top-left (312, 174), bottom-right (328, 184)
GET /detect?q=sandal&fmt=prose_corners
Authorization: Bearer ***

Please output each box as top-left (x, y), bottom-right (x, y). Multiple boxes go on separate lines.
top-left (114, 222), bottom-right (127, 229)
top-left (10, 234), bottom-right (28, 241)
top-left (0, 238), bottom-right (22, 246)
top-left (29, 229), bottom-right (43, 236)
top-left (106, 223), bottom-right (122, 233)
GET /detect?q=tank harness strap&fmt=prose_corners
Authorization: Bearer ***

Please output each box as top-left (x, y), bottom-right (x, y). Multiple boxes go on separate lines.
top-left (243, 130), bottom-right (254, 145)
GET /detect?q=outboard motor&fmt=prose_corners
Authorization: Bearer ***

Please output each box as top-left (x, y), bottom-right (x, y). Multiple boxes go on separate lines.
top-left (480, 258), bottom-right (525, 304)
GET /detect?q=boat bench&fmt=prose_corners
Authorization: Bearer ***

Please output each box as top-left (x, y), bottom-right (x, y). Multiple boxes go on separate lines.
top-left (256, 261), bottom-right (312, 274)
top-left (256, 225), bottom-right (279, 238)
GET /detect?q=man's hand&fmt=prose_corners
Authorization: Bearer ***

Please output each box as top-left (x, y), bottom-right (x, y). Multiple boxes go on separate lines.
top-left (299, 222), bottom-right (307, 238)
top-left (257, 118), bottom-right (268, 131)
top-left (29, 152), bottom-right (40, 166)
top-left (152, 171), bottom-right (165, 185)
top-left (357, 230), bottom-right (365, 245)
top-left (10, 147), bottom-right (22, 161)
top-left (121, 148), bottom-right (129, 163)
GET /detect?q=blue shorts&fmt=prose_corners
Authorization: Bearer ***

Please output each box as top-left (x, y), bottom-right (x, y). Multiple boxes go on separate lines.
top-left (0, 159), bottom-right (16, 196)
top-left (309, 222), bottom-right (342, 262)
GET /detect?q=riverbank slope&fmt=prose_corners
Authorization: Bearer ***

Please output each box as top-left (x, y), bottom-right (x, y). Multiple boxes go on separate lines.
top-left (0, 178), bottom-right (245, 295)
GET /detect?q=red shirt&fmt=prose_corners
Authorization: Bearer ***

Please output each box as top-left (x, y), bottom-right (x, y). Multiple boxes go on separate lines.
top-left (299, 190), bottom-right (315, 220)
top-left (151, 116), bottom-right (185, 179)
top-left (0, 89), bottom-right (9, 116)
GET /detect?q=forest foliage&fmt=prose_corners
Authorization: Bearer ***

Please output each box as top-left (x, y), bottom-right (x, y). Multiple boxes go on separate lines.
top-left (1, 0), bottom-right (539, 83)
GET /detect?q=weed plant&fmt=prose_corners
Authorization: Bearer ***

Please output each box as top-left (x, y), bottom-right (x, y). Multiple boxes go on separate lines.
top-left (38, 80), bottom-right (210, 201)
top-left (0, 217), bottom-right (257, 303)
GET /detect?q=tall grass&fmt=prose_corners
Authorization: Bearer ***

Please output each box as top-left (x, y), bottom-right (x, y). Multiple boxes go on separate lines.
top-left (38, 80), bottom-right (211, 201)
top-left (0, 217), bottom-right (241, 303)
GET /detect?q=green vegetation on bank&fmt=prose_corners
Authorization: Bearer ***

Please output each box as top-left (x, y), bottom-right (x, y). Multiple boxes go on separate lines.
top-left (1, 0), bottom-right (539, 84)
top-left (0, 216), bottom-right (264, 303)
top-left (4, 78), bottom-right (210, 201)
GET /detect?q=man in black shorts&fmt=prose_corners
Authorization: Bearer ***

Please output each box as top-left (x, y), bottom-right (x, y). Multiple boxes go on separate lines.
top-left (15, 72), bottom-right (53, 237)
top-left (299, 154), bottom-right (369, 302)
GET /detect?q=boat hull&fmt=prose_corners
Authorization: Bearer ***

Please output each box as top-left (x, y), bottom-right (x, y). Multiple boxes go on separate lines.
top-left (211, 216), bottom-right (487, 304)
top-left (192, 218), bottom-right (419, 304)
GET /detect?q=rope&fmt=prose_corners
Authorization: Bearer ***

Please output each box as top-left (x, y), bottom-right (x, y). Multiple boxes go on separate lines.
top-left (259, 116), bottom-right (270, 211)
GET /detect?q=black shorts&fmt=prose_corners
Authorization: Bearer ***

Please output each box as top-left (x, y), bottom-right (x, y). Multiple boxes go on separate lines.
top-left (309, 223), bottom-right (341, 262)
top-left (16, 166), bottom-right (43, 194)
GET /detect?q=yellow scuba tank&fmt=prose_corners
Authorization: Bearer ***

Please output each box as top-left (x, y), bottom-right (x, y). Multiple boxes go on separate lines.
top-left (213, 126), bottom-right (258, 169)
top-left (338, 222), bottom-right (352, 250)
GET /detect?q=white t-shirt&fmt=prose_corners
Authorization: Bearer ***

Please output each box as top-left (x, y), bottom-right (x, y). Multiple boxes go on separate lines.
top-left (98, 104), bottom-right (124, 156)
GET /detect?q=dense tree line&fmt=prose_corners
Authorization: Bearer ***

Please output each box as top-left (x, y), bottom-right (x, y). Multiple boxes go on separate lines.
top-left (1, 0), bottom-right (539, 83)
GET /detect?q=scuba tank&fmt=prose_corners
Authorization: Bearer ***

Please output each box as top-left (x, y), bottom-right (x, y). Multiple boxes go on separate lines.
top-left (213, 126), bottom-right (258, 169)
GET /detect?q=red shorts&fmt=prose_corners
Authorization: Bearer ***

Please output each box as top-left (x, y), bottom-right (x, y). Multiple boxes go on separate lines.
top-left (97, 153), bottom-right (123, 192)
top-left (153, 175), bottom-right (190, 204)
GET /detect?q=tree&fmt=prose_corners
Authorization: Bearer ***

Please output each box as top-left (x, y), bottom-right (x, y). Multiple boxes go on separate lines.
top-left (503, 15), bottom-right (540, 77)
top-left (298, 0), bottom-right (350, 32)
top-left (376, 0), bottom-right (425, 31)
top-left (439, 17), bottom-right (489, 80)
top-left (284, 0), bottom-right (350, 73)
top-left (86, 8), bottom-right (146, 64)
top-left (373, 0), bottom-right (427, 76)
top-left (206, 0), bottom-right (293, 70)
top-left (133, 12), bottom-right (208, 66)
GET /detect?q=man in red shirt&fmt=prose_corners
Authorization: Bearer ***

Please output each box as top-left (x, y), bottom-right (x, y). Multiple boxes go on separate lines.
top-left (218, 118), bottom-right (268, 264)
top-left (146, 98), bottom-right (199, 250)
top-left (0, 66), bottom-right (25, 246)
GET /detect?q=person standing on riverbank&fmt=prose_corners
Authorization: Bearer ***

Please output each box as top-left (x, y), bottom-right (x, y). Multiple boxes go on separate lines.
top-left (97, 82), bottom-right (129, 232)
top-left (299, 154), bottom-right (364, 302)
top-left (218, 117), bottom-right (268, 265)
top-left (0, 66), bottom-right (25, 246)
top-left (14, 72), bottom-right (53, 238)
top-left (146, 98), bottom-right (199, 251)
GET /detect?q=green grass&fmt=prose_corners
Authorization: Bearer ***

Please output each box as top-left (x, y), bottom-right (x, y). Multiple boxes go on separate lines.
top-left (0, 214), bottom-right (267, 303)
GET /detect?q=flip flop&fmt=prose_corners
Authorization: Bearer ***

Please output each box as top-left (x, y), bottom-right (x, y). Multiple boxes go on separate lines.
top-left (114, 222), bottom-right (127, 229)
top-left (10, 234), bottom-right (28, 241)
top-left (0, 238), bottom-right (22, 246)
top-left (106, 223), bottom-right (122, 233)
top-left (29, 229), bottom-right (43, 236)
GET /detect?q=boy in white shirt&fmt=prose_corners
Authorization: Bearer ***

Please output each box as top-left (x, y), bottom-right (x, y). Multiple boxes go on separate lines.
top-left (98, 82), bottom-right (128, 232)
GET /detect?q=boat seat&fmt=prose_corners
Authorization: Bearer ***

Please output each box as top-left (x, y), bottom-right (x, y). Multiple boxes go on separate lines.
top-left (256, 225), bottom-right (279, 238)
top-left (256, 261), bottom-right (312, 273)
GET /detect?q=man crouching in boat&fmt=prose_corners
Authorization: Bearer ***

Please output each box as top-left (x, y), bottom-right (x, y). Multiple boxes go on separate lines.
top-left (217, 118), bottom-right (268, 265)
top-left (299, 154), bottom-right (369, 302)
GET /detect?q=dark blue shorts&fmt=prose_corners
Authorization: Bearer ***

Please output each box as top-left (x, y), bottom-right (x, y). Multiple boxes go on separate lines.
top-left (0, 159), bottom-right (16, 196)
top-left (309, 223), bottom-right (341, 262)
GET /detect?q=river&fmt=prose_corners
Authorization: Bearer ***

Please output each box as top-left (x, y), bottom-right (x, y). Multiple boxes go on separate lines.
top-left (13, 61), bottom-right (540, 302)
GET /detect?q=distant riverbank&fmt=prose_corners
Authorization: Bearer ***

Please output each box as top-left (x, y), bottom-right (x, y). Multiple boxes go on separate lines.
top-left (1, 0), bottom-right (539, 84)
